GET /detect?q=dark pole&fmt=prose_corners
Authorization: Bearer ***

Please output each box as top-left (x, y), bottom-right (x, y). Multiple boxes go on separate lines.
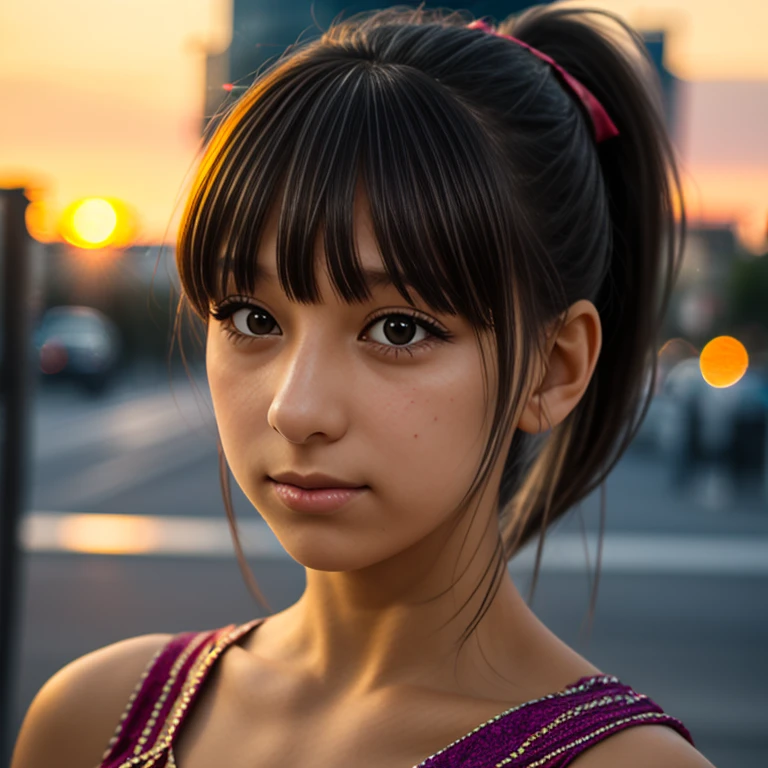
top-left (0, 188), bottom-right (33, 765)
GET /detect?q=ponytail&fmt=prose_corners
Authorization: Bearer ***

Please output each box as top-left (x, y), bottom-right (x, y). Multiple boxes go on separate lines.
top-left (497, 6), bottom-right (685, 612)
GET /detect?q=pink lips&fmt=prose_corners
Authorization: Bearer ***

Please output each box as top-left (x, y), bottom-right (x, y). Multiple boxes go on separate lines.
top-left (269, 480), bottom-right (367, 513)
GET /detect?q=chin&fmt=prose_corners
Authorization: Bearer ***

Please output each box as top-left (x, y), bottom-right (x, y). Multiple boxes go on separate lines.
top-left (284, 548), bottom-right (385, 573)
top-left (267, 524), bottom-right (400, 573)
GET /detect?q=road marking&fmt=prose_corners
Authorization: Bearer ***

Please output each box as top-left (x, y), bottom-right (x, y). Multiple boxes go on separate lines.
top-left (50, 434), bottom-right (216, 508)
top-left (20, 512), bottom-right (768, 575)
top-left (34, 383), bottom-right (213, 460)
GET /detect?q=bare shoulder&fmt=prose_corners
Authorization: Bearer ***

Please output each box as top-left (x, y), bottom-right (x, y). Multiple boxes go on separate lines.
top-left (11, 632), bottom-right (173, 768)
top-left (568, 724), bottom-right (716, 768)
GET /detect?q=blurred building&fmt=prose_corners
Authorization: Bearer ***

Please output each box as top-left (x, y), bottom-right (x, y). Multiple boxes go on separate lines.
top-left (203, 1), bottom-right (677, 136)
top-left (203, 48), bottom-right (231, 139)
top-left (678, 225), bottom-right (739, 290)
top-left (671, 224), bottom-right (741, 340)
top-left (643, 31), bottom-right (679, 137)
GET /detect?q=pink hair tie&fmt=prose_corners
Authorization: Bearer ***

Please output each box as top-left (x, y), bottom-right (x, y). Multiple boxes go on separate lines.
top-left (467, 20), bottom-right (620, 144)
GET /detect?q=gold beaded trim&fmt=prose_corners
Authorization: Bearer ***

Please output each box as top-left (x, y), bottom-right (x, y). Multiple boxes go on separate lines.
top-left (101, 644), bottom-right (166, 762)
top-left (113, 619), bottom-right (264, 768)
top-left (137, 753), bottom-right (163, 768)
top-left (162, 622), bottom-right (259, 744)
top-left (510, 711), bottom-right (673, 768)
top-left (111, 629), bottom-right (223, 768)
top-left (142, 632), bottom-right (216, 753)
top-left (495, 691), bottom-right (647, 766)
top-left (161, 621), bottom-right (265, 766)
top-left (414, 675), bottom-right (620, 766)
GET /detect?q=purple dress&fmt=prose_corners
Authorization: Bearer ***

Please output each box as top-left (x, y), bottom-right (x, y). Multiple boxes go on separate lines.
top-left (98, 619), bottom-right (694, 768)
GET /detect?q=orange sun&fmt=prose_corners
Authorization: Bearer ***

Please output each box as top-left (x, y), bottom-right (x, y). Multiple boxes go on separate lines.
top-left (59, 197), bottom-right (137, 249)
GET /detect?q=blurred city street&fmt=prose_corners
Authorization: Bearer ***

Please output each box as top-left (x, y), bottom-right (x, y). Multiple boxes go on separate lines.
top-left (3, 1), bottom-right (768, 765)
top-left (9, 374), bottom-right (768, 768)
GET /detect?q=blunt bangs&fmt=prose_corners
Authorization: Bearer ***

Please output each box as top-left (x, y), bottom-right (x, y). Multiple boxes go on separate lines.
top-left (177, 39), bottom-right (516, 330)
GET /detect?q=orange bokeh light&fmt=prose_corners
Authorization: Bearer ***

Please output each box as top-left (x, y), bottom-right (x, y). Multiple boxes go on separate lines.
top-left (699, 336), bottom-right (749, 388)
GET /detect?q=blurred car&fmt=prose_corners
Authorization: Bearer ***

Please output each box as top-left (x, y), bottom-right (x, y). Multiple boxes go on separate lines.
top-left (34, 306), bottom-right (122, 395)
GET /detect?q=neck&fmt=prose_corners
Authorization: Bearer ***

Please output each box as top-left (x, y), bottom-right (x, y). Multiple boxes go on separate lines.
top-left (253, 506), bottom-right (541, 703)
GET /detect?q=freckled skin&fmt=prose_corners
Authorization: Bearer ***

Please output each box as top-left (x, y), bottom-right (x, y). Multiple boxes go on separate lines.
top-left (205, 188), bottom-right (604, 710)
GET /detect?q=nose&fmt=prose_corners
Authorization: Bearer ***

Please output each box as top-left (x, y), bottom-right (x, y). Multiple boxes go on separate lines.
top-left (266, 332), bottom-right (350, 445)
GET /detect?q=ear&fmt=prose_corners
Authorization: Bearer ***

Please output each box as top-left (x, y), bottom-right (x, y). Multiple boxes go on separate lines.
top-left (518, 300), bottom-right (602, 434)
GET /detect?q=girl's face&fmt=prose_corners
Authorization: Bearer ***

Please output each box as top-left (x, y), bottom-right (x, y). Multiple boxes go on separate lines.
top-left (206, 193), bottom-right (504, 574)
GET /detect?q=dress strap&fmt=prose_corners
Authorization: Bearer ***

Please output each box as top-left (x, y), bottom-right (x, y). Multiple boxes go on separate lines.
top-left (420, 675), bottom-right (694, 767)
top-left (99, 620), bottom-right (264, 768)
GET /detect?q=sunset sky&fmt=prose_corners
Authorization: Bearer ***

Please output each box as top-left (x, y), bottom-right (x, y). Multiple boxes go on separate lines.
top-left (1, 0), bottom-right (767, 250)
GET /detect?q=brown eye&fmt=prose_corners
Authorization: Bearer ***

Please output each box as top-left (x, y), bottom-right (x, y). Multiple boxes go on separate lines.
top-left (232, 307), bottom-right (280, 336)
top-left (365, 314), bottom-right (427, 347)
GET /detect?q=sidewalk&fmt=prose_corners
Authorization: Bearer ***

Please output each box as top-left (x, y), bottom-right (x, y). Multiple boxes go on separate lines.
top-left (567, 447), bottom-right (768, 538)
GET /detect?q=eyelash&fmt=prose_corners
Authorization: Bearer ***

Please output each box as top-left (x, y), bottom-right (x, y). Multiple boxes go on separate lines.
top-left (209, 298), bottom-right (454, 359)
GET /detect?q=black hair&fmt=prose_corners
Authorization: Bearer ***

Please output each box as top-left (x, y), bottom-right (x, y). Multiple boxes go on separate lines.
top-left (174, 3), bottom-right (685, 654)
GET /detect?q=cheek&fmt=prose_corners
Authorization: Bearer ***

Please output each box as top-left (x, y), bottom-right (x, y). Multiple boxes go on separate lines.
top-left (206, 333), bottom-right (267, 452)
top-left (206, 334), bottom-right (236, 430)
top-left (369, 367), bottom-right (489, 509)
